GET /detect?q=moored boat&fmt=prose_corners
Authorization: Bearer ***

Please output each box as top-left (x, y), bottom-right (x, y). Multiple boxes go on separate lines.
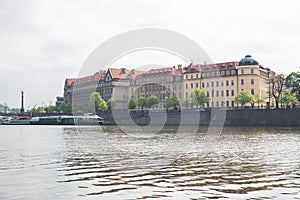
top-left (29, 115), bottom-right (104, 125)
top-left (1, 116), bottom-right (30, 125)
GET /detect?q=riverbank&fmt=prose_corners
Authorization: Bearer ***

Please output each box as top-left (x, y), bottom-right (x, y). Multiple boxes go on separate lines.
top-left (98, 108), bottom-right (300, 127)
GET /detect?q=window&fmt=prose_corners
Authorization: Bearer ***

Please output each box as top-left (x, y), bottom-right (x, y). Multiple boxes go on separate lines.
top-left (231, 101), bottom-right (235, 107)
top-left (231, 70), bottom-right (236, 75)
top-left (216, 81), bottom-right (219, 87)
top-left (207, 91), bottom-right (210, 97)
top-left (241, 69), bottom-right (244, 74)
top-left (216, 101), bottom-right (219, 107)
top-left (186, 75), bottom-right (188, 79)
top-left (231, 80), bottom-right (234, 86)
top-left (202, 73), bottom-right (206, 78)
top-left (226, 70), bottom-right (230, 75)
top-left (212, 90), bottom-right (214, 97)
top-left (216, 90), bottom-right (219, 97)
top-left (226, 90), bottom-right (229, 96)
top-left (251, 78), bottom-right (254, 85)
top-left (202, 82), bottom-right (205, 88)
top-left (221, 90), bottom-right (224, 97)
top-left (221, 71), bottom-right (225, 76)
top-left (251, 89), bottom-right (254, 95)
top-left (226, 80), bottom-right (229, 86)
top-left (186, 92), bottom-right (188, 98)
top-left (221, 81), bottom-right (224, 87)
top-left (231, 90), bottom-right (234, 96)
top-left (226, 101), bottom-right (229, 107)
top-left (196, 74), bottom-right (199, 78)
top-left (211, 81), bottom-right (214, 87)
top-left (191, 74), bottom-right (193, 79)
top-left (221, 101), bottom-right (225, 107)
top-left (186, 83), bottom-right (188, 89)
top-left (251, 69), bottom-right (254, 74)
top-left (191, 83), bottom-right (194, 88)
top-left (196, 82), bottom-right (199, 88)
top-left (241, 79), bottom-right (244, 85)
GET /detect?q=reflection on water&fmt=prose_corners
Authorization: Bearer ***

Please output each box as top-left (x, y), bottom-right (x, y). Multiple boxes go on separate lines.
top-left (0, 126), bottom-right (300, 199)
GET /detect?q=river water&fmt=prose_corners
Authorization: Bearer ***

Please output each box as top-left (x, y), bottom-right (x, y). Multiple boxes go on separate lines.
top-left (0, 125), bottom-right (299, 200)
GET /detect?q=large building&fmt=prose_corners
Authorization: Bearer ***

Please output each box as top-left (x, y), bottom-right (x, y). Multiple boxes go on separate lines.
top-left (63, 55), bottom-right (276, 110)
top-left (129, 65), bottom-right (183, 108)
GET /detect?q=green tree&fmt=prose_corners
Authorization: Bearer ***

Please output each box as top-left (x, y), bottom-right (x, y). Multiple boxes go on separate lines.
top-left (252, 94), bottom-right (265, 109)
top-left (36, 106), bottom-right (45, 113)
top-left (128, 98), bottom-right (137, 109)
top-left (137, 96), bottom-right (147, 110)
top-left (107, 98), bottom-right (116, 110)
top-left (279, 91), bottom-right (298, 108)
top-left (46, 105), bottom-right (57, 113)
top-left (234, 90), bottom-right (254, 108)
top-left (165, 96), bottom-right (180, 109)
top-left (183, 98), bottom-right (191, 108)
top-left (147, 95), bottom-right (159, 108)
top-left (269, 74), bottom-right (285, 109)
top-left (57, 102), bottom-right (72, 113)
top-left (285, 71), bottom-right (300, 101)
top-left (89, 92), bottom-right (107, 112)
top-left (191, 88), bottom-right (209, 108)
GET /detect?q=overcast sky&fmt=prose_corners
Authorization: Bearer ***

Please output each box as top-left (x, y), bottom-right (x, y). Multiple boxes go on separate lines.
top-left (1, 0), bottom-right (300, 108)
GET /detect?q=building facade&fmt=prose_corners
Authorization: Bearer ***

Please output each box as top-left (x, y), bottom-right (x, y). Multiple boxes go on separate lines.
top-left (182, 55), bottom-right (275, 108)
top-left (129, 66), bottom-right (183, 108)
top-left (63, 55), bottom-right (276, 111)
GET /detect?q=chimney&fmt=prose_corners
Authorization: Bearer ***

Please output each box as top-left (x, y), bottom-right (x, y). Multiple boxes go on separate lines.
top-left (177, 64), bottom-right (182, 70)
top-left (20, 91), bottom-right (24, 113)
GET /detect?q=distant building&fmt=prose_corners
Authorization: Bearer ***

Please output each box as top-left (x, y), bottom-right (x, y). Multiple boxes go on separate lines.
top-left (55, 96), bottom-right (64, 107)
top-left (182, 55), bottom-right (276, 108)
top-left (63, 55), bottom-right (276, 110)
top-left (129, 65), bottom-right (183, 108)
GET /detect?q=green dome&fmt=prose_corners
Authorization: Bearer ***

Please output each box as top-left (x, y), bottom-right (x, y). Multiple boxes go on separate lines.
top-left (239, 55), bottom-right (259, 66)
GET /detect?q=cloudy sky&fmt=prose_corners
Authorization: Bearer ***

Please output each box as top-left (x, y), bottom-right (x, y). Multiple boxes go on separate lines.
top-left (1, 0), bottom-right (300, 108)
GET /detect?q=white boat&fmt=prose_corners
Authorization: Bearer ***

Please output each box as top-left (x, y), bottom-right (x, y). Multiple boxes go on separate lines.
top-left (1, 116), bottom-right (30, 125)
top-left (29, 115), bottom-right (104, 125)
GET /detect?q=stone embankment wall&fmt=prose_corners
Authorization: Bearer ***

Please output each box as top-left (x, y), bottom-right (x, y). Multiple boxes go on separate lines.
top-left (98, 108), bottom-right (300, 127)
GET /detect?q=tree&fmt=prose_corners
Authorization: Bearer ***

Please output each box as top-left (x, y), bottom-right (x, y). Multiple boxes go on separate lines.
top-left (147, 95), bottom-right (159, 108)
top-left (165, 96), bottom-right (180, 109)
top-left (279, 91), bottom-right (298, 108)
top-left (89, 92), bottom-right (107, 112)
top-left (191, 88), bottom-right (209, 108)
top-left (285, 71), bottom-right (300, 101)
top-left (234, 90), bottom-right (254, 108)
top-left (252, 94), bottom-right (265, 109)
top-left (128, 98), bottom-right (136, 109)
top-left (107, 98), bottom-right (116, 110)
top-left (46, 105), bottom-right (57, 113)
top-left (36, 106), bottom-right (45, 113)
top-left (269, 74), bottom-right (285, 109)
top-left (57, 102), bottom-right (72, 113)
top-left (183, 98), bottom-right (191, 108)
top-left (137, 96), bottom-right (147, 110)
